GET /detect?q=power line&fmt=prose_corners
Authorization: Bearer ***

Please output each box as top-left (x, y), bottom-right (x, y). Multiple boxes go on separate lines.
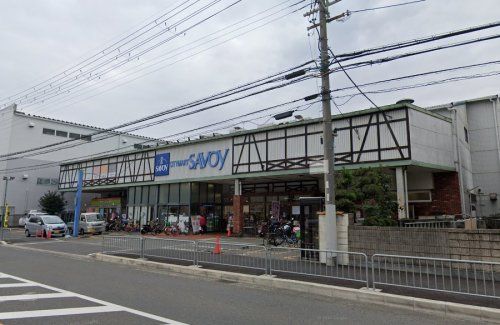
top-left (0, 98), bottom-right (321, 174)
top-left (4, 0), bottom-right (234, 107)
top-left (349, 0), bottom-right (426, 13)
top-left (17, 0), bottom-right (306, 115)
top-left (0, 61), bottom-right (315, 160)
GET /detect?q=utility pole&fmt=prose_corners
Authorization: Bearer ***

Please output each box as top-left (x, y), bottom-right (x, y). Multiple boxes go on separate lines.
top-left (312, 0), bottom-right (338, 261)
top-left (0, 176), bottom-right (15, 241)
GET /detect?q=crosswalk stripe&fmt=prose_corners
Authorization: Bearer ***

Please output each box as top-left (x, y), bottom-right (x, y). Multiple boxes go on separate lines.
top-left (0, 292), bottom-right (74, 302)
top-left (0, 272), bottom-right (189, 324)
top-left (0, 283), bottom-right (36, 288)
top-left (0, 306), bottom-right (123, 320)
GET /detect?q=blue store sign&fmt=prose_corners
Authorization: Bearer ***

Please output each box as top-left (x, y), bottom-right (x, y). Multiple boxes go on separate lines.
top-left (154, 153), bottom-right (170, 176)
top-left (155, 149), bottom-right (229, 176)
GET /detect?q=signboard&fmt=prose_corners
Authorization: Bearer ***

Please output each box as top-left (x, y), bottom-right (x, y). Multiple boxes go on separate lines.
top-left (155, 139), bottom-right (232, 181)
top-left (89, 197), bottom-right (122, 208)
top-left (154, 153), bottom-right (171, 176)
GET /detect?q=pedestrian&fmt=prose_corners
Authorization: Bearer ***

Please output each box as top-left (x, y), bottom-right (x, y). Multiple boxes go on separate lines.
top-left (199, 214), bottom-right (207, 234)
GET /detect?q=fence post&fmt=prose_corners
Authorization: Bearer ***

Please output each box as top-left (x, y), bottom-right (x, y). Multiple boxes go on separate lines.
top-left (364, 254), bottom-right (369, 289)
top-left (267, 247), bottom-right (272, 276)
top-left (371, 255), bottom-right (376, 290)
top-left (101, 236), bottom-right (105, 253)
top-left (193, 241), bottom-right (198, 266)
top-left (140, 237), bottom-right (145, 259)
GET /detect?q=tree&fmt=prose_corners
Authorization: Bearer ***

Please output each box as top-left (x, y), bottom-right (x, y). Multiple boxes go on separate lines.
top-left (335, 167), bottom-right (398, 226)
top-left (39, 191), bottom-right (66, 215)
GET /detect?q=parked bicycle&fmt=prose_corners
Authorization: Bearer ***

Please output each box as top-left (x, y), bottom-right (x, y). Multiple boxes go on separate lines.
top-left (261, 219), bottom-right (301, 247)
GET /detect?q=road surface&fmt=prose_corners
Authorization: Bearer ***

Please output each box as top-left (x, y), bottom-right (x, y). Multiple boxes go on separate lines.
top-left (0, 242), bottom-right (481, 324)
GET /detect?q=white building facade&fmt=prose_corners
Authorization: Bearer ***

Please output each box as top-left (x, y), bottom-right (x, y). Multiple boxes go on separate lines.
top-left (0, 104), bottom-right (162, 224)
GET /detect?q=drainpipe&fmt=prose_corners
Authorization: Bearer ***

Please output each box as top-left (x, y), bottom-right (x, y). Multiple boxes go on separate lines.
top-left (448, 105), bottom-right (467, 217)
top-left (404, 168), bottom-right (409, 219)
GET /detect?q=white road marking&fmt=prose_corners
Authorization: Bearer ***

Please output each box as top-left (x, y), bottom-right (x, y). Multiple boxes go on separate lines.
top-left (0, 306), bottom-right (123, 320)
top-left (0, 283), bottom-right (36, 288)
top-left (0, 292), bottom-right (74, 302)
top-left (0, 272), bottom-right (188, 324)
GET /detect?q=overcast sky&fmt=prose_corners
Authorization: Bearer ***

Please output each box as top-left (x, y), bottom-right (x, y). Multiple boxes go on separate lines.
top-left (1, 0), bottom-right (499, 139)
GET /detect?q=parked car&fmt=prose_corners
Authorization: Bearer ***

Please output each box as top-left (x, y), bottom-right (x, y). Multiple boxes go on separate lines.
top-left (25, 215), bottom-right (67, 237)
top-left (67, 213), bottom-right (105, 235)
top-left (18, 210), bottom-right (46, 227)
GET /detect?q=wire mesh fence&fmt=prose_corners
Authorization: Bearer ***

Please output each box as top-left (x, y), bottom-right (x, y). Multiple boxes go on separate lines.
top-left (268, 247), bottom-right (369, 286)
top-left (372, 254), bottom-right (500, 298)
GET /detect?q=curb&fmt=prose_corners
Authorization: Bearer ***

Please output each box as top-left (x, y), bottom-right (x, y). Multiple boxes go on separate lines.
top-left (93, 253), bottom-right (500, 324)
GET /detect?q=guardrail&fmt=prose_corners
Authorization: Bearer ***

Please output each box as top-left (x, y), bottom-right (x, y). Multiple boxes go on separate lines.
top-left (101, 236), bottom-right (500, 299)
top-left (268, 247), bottom-right (369, 287)
top-left (402, 220), bottom-right (454, 228)
top-left (195, 240), bottom-right (267, 271)
top-left (371, 254), bottom-right (500, 298)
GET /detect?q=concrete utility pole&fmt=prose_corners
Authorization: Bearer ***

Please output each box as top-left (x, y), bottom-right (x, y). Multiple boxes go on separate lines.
top-left (317, 0), bottom-right (337, 258)
top-left (0, 176), bottom-right (15, 241)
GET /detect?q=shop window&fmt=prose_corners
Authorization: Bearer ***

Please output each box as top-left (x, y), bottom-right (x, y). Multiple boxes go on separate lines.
top-left (408, 191), bottom-right (432, 202)
top-left (42, 128), bottom-right (55, 135)
top-left (207, 184), bottom-right (215, 204)
top-left (56, 130), bottom-right (68, 137)
top-left (141, 186), bottom-right (149, 205)
top-left (169, 183), bottom-right (180, 203)
top-left (180, 183), bottom-right (190, 204)
top-left (199, 183), bottom-right (208, 203)
top-left (190, 183), bottom-right (199, 204)
top-left (149, 186), bottom-right (158, 205)
top-left (159, 184), bottom-right (169, 205)
top-left (133, 187), bottom-right (141, 205)
top-left (128, 187), bottom-right (135, 206)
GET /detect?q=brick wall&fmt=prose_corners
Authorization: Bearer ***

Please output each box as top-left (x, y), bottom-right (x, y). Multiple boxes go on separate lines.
top-left (348, 226), bottom-right (500, 263)
top-left (413, 171), bottom-right (462, 216)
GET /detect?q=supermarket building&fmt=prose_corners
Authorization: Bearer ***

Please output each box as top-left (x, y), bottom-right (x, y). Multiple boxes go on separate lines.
top-left (58, 99), bottom-right (473, 245)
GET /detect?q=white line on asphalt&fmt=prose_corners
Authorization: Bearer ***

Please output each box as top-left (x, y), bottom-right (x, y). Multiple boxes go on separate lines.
top-left (0, 292), bottom-right (74, 302)
top-left (0, 283), bottom-right (36, 288)
top-left (0, 272), bottom-right (189, 324)
top-left (0, 306), bottom-right (123, 320)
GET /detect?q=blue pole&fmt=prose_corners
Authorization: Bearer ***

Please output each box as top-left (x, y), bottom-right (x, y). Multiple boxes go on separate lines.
top-left (73, 170), bottom-right (83, 237)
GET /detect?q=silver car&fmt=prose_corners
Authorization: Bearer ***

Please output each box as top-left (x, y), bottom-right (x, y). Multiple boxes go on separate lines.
top-left (67, 213), bottom-right (105, 235)
top-left (25, 215), bottom-right (67, 237)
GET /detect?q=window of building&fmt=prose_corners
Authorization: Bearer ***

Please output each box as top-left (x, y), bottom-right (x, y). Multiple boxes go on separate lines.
top-left (81, 135), bottom-right (92, 141)
top-left (50, 179), bottom-right (59, 185)
top-left (56, 130), bottom-right (68, 137)
top-left (69, 133), bottom-right (81, 139)
top-left (42, 128), bottom-right (55, 135)
top-left (408, 191), bottom-right (432, 202)
top-left (36, 178), bottom-right (51, 185)
top-left (464, 127), bottom-right (469, 143)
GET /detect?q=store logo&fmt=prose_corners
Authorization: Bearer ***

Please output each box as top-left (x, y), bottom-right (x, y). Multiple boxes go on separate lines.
top-left (154, 153), bottom-right (170, 176)
top-left (188, 149), bottom-right (229, 171)
top-left (163, 148), bottom-right (229, 174)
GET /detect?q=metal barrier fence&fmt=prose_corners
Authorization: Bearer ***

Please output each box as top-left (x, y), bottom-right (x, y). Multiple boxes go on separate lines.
top-left (403, 220), bottom-right (454, 228)
top-left (195, 240), bottom-right (267, 271)
top-left (372, 254), bottom-right (500, 298)
top-left (143, 237), bottom-right (196, 263)
top-left (102, 236), bottom-right (143, 257)
top-left (268, 247), bottom-right (369, 287)
top-left (100, 236), bottom-right (500, 299)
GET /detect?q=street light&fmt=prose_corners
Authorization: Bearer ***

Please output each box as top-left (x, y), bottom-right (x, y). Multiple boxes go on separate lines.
top-left (0, 176), bottom-right (15, 241)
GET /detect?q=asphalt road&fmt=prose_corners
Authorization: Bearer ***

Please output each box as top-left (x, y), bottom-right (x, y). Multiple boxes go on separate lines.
top-left (0, 243), bottom-right (483, 324)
